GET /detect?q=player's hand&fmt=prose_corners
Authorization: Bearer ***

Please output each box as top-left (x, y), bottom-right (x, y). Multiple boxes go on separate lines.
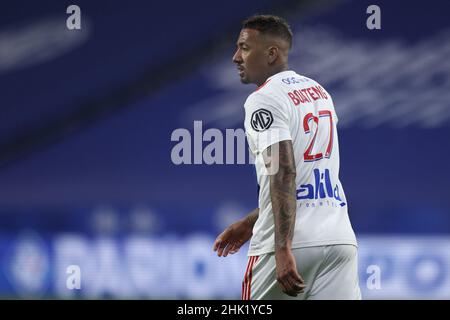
top-left (213, 219), bottom-right (253, 257)
top-left (275, 248), bottom-right (306, 297)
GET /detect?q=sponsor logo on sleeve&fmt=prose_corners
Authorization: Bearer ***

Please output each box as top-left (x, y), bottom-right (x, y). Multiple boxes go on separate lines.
top-left (250, 109), bottom-right (273, 132)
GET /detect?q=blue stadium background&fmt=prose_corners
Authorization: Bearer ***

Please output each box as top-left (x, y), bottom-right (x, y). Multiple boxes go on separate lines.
top-left (0, 0), bottom-right (449, 298)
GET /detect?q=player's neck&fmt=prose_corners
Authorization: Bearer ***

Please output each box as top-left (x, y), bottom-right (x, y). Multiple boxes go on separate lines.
top-left (257, 65), bottom-right (289, 86)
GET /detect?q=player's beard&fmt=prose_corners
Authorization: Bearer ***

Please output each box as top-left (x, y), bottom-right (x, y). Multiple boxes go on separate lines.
top-left (237, 67), bottom-right (249, 84)
top-left (239, 73), bottom-right (251, 84)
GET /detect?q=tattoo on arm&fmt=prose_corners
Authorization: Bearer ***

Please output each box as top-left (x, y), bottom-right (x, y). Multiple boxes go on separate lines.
top-left (244, 208), bottom-right (259, 227)
top-left (264, 140), bottom-right (297, 250)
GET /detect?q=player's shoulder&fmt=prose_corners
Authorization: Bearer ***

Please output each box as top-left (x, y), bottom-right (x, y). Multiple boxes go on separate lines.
top-left (244, 71), bottom-right (292, 107)
top-left (245, 71), bottom-right (299, 105)
top-left (244, 71), bottom-right (330, 109)
top-left (244, 87), bottom-right (275, 111)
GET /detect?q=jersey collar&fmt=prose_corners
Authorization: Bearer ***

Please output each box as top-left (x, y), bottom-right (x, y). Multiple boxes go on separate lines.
top-left (255, 70), bottom-right (294, 91)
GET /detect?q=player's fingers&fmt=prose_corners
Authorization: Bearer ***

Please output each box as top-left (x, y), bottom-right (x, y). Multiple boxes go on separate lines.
top-left (291, 270), bottom-right (304, 284)
top-left (286, 286), bottom-right (301, 296)
top-left (224, 242), bottom-right (241, 256)
top-left (279, 273), bottom-right (304, 297)
top-left (217, 242), bottom-right (229, 257)
top-left (223, 243), bottom-right (235, 257)
top-left (284, 286), bottom-right (298, 297)
top-left (277, 277), bottom-right (297, 297)
top-left (287, 272), bottom-right (305, 293)
top-left (213, 229), bottom-right (229, 251)
top-left (217, 243), bottom-right (224, 256)
top-left (213, 238), bottom-right (222, 251)
top-left (231, 241), bottom-right (243, 253)
top-left (284, 279), bottom-right (299, 297)
top-left (277, 279), bottom-right (289, 295)
top-left (292, 281), bottom-right (306, 293)
top-left (213, 233), bottom-right (227, 250)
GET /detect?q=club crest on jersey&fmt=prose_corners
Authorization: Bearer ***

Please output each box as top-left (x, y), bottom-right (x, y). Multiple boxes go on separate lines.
top-left (251, 109), bottom-right (273, 132)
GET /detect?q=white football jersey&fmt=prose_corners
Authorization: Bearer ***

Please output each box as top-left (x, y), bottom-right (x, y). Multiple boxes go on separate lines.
top-left (244, 70), bottom-right (357, 256)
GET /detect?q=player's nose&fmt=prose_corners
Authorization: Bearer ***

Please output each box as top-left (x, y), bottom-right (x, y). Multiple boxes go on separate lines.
top-left (232, 49), bottom-right (242, 64)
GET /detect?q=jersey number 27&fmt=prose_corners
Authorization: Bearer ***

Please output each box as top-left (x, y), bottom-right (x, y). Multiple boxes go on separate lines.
top-left (303, 110), bottom-right (333, 162)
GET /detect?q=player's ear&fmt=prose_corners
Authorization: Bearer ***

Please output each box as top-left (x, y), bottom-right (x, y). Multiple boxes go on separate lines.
top-left (267, 46), bottom-right (279, 65)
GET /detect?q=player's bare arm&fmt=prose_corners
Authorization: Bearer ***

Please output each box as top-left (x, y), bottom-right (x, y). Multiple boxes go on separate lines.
top-left (263, 140), bottom-right (305, 296)
top-left (243, 207), bottom-right (259, 227)
top-left (213, 208), bottom-right (259, 257)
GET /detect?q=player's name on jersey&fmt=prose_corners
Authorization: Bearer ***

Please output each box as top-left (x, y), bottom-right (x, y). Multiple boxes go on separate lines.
top-left (287, 85), bottom-right (328, 106)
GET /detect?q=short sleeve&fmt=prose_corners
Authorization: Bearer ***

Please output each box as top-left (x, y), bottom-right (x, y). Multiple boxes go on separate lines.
top-left (244, 93), bottom-right (292, 154)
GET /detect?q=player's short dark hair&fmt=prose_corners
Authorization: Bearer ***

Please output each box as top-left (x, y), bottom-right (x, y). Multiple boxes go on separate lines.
top-left (242, 14), bottom-right (293, 49)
